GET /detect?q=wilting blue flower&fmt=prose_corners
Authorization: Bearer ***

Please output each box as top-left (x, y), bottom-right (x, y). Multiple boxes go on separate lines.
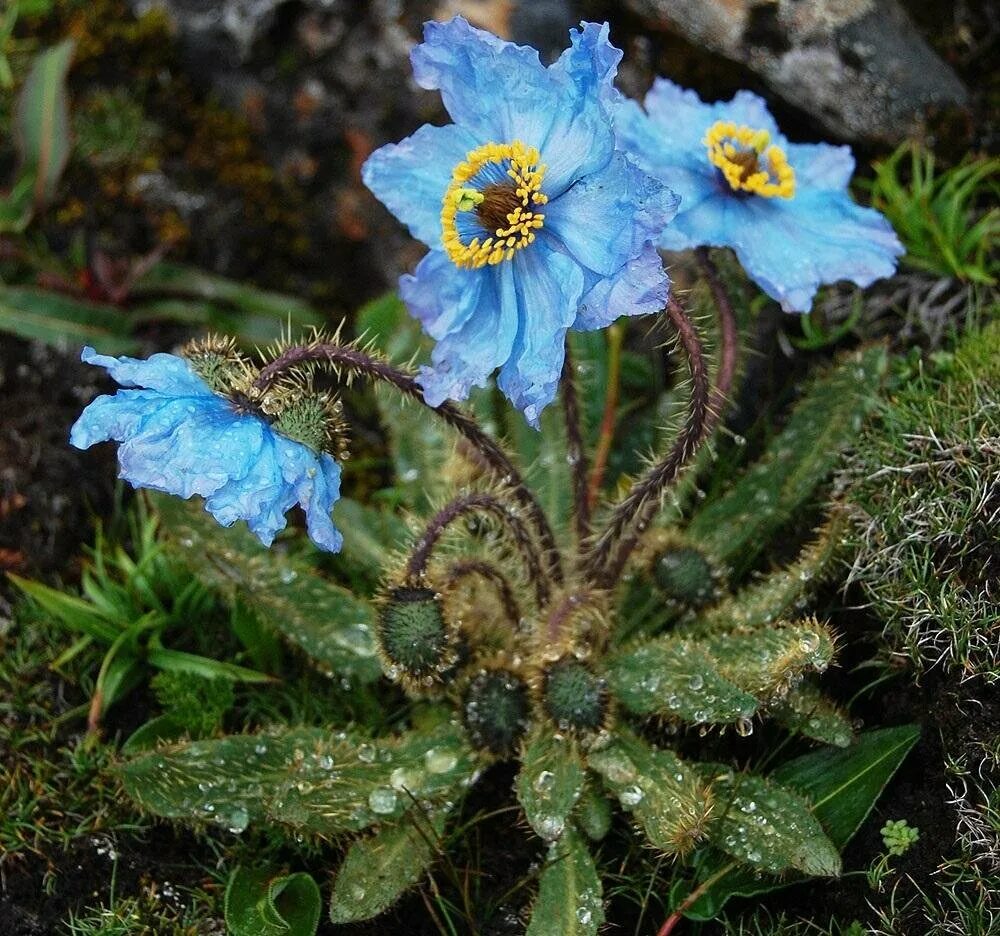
top-left (616, 80), bottom-right (903, 312)
top-left (363, 17), bottom-right (678, 426)
top-left (70, 347), bottom-right (343, 552)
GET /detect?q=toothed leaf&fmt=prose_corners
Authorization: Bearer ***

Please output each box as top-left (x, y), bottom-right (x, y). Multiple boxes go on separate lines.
top-left (329, 808), bottom-right (447, 923)
top-left (517, 725), bottom-right (586, 842)
top-left (588, 729), bottom-right (711, 855)
top-left (700, 766), bottom-right (841, 876)
top-left (120, 722), bottom-right (476, 838)
top-left (605, 639), bottom-right (758, 724)
top-left (526, 828), bottom-right (604, 936)
top-left (154, 495), bottom-right (380, 683)
top-left (769, 681), bottom-right (854, 747)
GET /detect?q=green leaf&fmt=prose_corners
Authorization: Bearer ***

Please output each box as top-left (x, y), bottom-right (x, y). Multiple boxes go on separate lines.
top-left (329, 808), bottom-right (447, 923)
top-left (769, 682), bottom-right (854, 748)
top-left (700, 767), bottom-right (841, 876)
top-left (14, 39), bottom-right (74, 209)
top-left (153, 496), bottom-right (381, 683)
top-left (516, 725), bottom-right (586, 842)
top-left (575, 781), bottom-right (612, 843)
top-left (605, 639), bottom-right (758, 725)
top-left (681, 725), bottom-right (920, 919)
top-left (8, 574), bottom-right (119, 643)
top-left (686, 345), bottom-right (886, 576)
top-left (0, 285), bottom-right (136, 352)
top-left (526, 828), bottom-right (604, 936)
top-left (146, 646), bottom-right (273, 683)
top-left (588, 728), bottom-right (711, 855)
top-left (120, 722), bottom-right (477, 838)
top-left (225, 867), bottom-right (321, 936)
top-left (121, 713), bottom-right (188, 754)
top-left (333, 497), bottom-right (410, 571)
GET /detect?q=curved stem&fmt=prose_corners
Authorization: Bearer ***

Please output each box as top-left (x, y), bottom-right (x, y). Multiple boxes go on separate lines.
top-left (560, 343), bottom-right (590, 548)
top-left (586, 321), bottom-right (624, 509)
top-left (254, 343), bottom-right (563, 584)
top-left (584, 298), bottom-right (711, 589)
top-left (443, 558), bottom-right (522, 626)
top-left (695, 247), bottom-right (739, 428)
top-left (656, 861), bottom-right (738, 936)
top-left (406, 492), bottom-right (550, 607)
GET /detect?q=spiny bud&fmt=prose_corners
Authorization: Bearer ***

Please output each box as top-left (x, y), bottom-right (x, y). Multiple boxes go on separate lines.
top-left (260, 372), bottom-right (349, 460)
top-left (377, 586), bottom-right (456, 690)
top-left (650, 542), bottom-right (721, 610)
top-left (463, 668), bottom-right (531, 758)
top-left (541, 657), bottom-right (609, 735)
top-left (182, 335), bottom-right (253, 395)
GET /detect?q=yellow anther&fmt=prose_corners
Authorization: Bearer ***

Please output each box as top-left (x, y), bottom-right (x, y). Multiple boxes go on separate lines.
top-left (441, 140), bottom-right (548, 269)
top-left (704, 120), bottom-right (795, 199)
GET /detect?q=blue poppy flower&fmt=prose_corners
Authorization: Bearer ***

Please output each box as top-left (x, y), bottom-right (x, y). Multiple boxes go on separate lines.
top-left (615, 79), bottom-right (903, 312)
top-left (362, 18), bottom-right (678, 426)
top-left (70, 347), bottom-right (343, 552)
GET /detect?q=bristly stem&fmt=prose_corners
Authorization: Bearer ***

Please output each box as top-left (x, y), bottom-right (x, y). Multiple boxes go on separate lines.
top-left (560, 343), bottom-right (591, 548)
top-left (587, 321), bottom-right (624, 509)
top-left (695, 247), bottom-right (739, 425)
top-left (584, 298), bottom-right (711, 589)
top-left (444, 558), bottom-right (522, 626)
top-left (405, 492), bottom-right (550, 607)
top-left (254, 342), bottom-right (564, 584)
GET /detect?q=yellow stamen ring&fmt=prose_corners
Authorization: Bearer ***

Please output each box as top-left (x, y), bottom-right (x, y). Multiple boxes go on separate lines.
top-left (704, 120), bottom-right (795, 200)
top-left (441, 140), bottom-right (548, 269)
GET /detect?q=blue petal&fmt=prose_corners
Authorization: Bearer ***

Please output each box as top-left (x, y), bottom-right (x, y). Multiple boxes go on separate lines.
top-left (552, 21), bottom-right (621, 106)
top-left (731, 193), bottom-right (903, 312)
top-left (575, 243), bottom-right (670, 331)
top-left (497, 242), bottom-right (585, 427)
top-left (362, 122), bottom-right (478, 247)
top-left (70, 388), bottom-right (173, 450)
top-left (289, 447), bottom-right (343, 553)
top-left (80, 347), bottom-right (211, 397)
top-left (543, 152), bottom-right (678, 276)
top-left (399, 249), bottom-right (487, 341)
top-left (786, 142), bottom-right (855, 191)
top-left (411, 17), bottom-right (555, 145)
top-left (418, 262), bottom-right (520, 406)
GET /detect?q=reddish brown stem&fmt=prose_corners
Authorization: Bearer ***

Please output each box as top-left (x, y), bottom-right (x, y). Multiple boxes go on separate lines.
top-left (254, 343), bottom-right (563, 584)
top-left (406, 492), bottom-right (549, 607)
top-left (586, 322), bottom-right (623, 509)
top-left (444, 558), bottom-right (522, 626)
top-left (695, 247), bottom-right (739, 427)
top-left (560, 343), bottom-right (591, 548)
top-left (584, 298), bottom-right (711, 588)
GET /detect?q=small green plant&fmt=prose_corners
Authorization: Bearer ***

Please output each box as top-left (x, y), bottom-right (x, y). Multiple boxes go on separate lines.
top-left (881, 818), bottom-right (920, 856)
top-left (10, 502), bottom-right (270, 731)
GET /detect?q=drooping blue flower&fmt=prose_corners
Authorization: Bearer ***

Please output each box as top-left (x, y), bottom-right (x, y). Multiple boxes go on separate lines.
top-left (70, 347), bottom-right (343, 552)
top-left (362, 18), bottom-right (678, 426)
top-left (615, 79), bottom-right (904, 312)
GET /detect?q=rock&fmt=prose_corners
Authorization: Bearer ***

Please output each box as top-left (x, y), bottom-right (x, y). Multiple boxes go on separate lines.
top-left (619, 0), bottom-right (968, 142)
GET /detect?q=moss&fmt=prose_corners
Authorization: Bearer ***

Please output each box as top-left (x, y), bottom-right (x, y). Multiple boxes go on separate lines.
top-left (843, 322), bottom-right (1000, 683)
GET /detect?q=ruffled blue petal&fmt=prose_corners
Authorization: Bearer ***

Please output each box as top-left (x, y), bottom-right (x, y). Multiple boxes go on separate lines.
top-left (362, 122), bottom-right (477, 247)
top-left (785, 142), bottom-right (855, 192)
top-left (80, 347), bottom-right (211, 397)
top-left (412, 17), bottom-right (555, 145)
top-left (290, 447), bottom-right (344, 553)
top-left (70, 389), bottom-right (172, 450)
top-left (730, 193), bottom-right (904, 312)
top-left (399, 249), bottom-right (487, 341)
top-left (497, 242), bottom-right (585, 427)
top-left (575, 243), bottom-right (670, 331)
top-left (418, 262), bottom-right (519, 407)
top-left (544, 152), bottom-right (678, 276)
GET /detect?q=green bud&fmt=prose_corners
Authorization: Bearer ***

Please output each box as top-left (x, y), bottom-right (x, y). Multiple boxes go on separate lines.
top-left (463, 669), bottom-right (530, 757)
top-left (182, 336), bottom-right (250, 395)
top-left (653, 545), bottom-right (717, 609)
top-left (542, 658), bottom-right (608, 734)
top-left (378, 587), bottom-right (451, 685)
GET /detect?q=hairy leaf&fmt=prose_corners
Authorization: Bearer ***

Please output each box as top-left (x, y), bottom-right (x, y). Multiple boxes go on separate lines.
top-left (329, 808), bottom-right (447, 923)
top-left (526, 828), bottom-right (604, 936)
top-left (517, 725), bottom-right (586, 842)
top-left (769, 681), bottom-right (854, 748)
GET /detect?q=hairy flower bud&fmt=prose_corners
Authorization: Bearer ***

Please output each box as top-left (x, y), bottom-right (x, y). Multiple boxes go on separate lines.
top-left (377, 586), bottom-right (456, 690)
top-left (463, 668), bottom-right (531, 757)
top-left (541, 657), bottom-right (609, 734)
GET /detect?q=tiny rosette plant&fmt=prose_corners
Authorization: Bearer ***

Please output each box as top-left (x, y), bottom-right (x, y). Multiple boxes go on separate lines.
top-left (362, 17), bottom-right (678, 425)
top-left (616, 80), bottom-right (904, 311)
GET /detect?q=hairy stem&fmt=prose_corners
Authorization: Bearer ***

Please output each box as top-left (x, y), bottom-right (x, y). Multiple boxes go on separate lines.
top-left (444, 558), bottom-right (522, 626)
top-left (254, 343), bottom-right (563, 583)
top-left (561, 343), bottom-right (591, 548)
top-left (587, 321), bottom-right (624, 509)
top-left (585, 299), bottom-right (711, 588)
top-left (406, 492), bottom-right (550, 607)
top-left (695, 247), bottom-right (739, 426)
